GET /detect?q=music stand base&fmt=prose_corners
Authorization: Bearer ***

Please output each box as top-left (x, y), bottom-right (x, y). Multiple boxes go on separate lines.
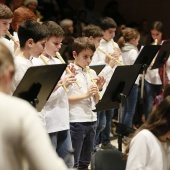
top-left (118, 134), bottom-right (123, 151)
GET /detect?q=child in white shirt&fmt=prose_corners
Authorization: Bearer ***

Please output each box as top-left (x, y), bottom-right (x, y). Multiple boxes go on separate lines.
top-left (11, 19), bottom-right (48, 93)
top-left (32, 21), bottom-right (76, 168)
top-left (0, 3), bottom-right (14, 53)
top-left (68, 37), bottom-right (104, 170)
top-left (11, 20), bottom-right (48, 125)
top-left (90, 17), bottom-right (121, 150)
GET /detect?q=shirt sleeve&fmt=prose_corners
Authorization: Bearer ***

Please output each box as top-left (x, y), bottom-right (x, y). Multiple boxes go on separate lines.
top-left (12, 61), bottom-right (31, 93)
top-left (126, 132), bottom-right (150, 170)
top-left (47, 86), bottom-right (65, 102)
top-left (98, 65), bottom-right (114, 77)
top-left (129, 49), bottom-right (138, 64)
top-left (91, 50), bottom-right (106, 65)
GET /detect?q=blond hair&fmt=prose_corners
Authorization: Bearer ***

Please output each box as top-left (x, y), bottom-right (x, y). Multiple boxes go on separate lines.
top-left (0, 3), bottom-right (13, 19)
top-left (60, 19), bottom-right (73, 29)
top-left (0, 42), bottom-right (14, 75)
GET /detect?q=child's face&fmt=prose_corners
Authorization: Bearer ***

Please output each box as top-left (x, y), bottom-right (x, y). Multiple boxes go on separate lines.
top-left (30, 39), bottom-right (46, 57)
top-left (131, 36), bottom-right (140, 47)
top-left (73, 49), bottom-right (94, 69)
top-left (158, 130), bottom-right (170, 142)
top-left (44, 36), bottom-right (63, 56)
top-left (91, 37), bottom-right (102, 48)
top-left (103, 28), bottom-right (116, 41)
top-left (151, 29), bottom-right (162, 43)
top-left (66, 24), bottom-right (74, 34)
top-left (0, 19), bottom-right (12, 36)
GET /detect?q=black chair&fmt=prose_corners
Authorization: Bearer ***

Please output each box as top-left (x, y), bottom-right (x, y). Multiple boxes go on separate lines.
top-left (91, 149), bottom-right (126, 170)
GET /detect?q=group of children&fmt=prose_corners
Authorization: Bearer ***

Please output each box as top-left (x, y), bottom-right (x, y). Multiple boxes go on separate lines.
top-left (0, 3), bottom-right (70, 170)
top-left (1, 2), bottom-right (170, 170)
top-left (0, 3), bottom-right (120, 170)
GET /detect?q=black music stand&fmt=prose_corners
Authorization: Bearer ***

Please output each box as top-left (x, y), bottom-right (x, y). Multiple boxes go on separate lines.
top-left (94, 64), bottom-right (143, 151)
top-left (134, 45), bottom-right (161, 94)
top-left (152, 41), bottom-right (170, 69)
top-left (90, 64), bottom-right (106, 75)
top-left (151, 41), bottom-right (170, 87)
top-left (134, 45), bottom-right (161, 66)
top-left (13, 64), bottom-right (67, 112)
top-left (134, 45), bottom-right (161, 119)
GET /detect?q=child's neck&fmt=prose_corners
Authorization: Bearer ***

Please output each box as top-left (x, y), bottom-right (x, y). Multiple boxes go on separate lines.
top-left (74, 61), bottom-right (84, 69)
top-left (128, 42), bottom-right (136, 47)
top-left (42, 52), bottom-right (52, 59)
top-left (103, 37), bottom-right (110, 42)
top-left (18, 50), bottom-right (30, 60)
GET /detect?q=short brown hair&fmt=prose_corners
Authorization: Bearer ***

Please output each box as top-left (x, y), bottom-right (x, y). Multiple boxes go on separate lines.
top-left (0, 3), bottom-right (13, 19)
top-left (72, 37), bottom-right (95, 55)
top-left (42, 21), bottom-right (64, 38)
top-left (82, 24), bottom-right (103, 38)
top-left (100, 17), bottom-right (117, 31)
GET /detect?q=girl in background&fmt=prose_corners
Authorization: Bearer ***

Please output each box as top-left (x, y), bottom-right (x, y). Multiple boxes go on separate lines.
top-left (118, 27), bottom-right (140, 128)
top-left (144, 21), bottom-right (168, 120)
top-left (124, 96), bottom-right (170, 170)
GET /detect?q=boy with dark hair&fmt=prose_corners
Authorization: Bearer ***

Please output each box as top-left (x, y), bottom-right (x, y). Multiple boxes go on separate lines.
top-left (18, 20), bottom-right (48, 48)
top-left (90, 17), bottom-right (122, 150)
top-left (11, 19), bottom-right (48, 92)
top-left (32, 21), bottom-right (76, 168)
top-left (11, 19), bottom-right (48, 126)
top-left (82, 24), bottom-right (117, 68)
top-left (82, 23), bottom-right (120, 151)
top-left (68, 37), bottom-right (104, 170)
top-left (100, 16), bottom-right (117, 30)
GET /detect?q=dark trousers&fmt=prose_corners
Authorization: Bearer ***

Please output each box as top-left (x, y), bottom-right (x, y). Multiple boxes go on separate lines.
top-left (70, 122), bottom-right (97, 169)
top-left (144, 80), bottom-right (162, 119)
top-left (95, 110), bottom-right (114, 145)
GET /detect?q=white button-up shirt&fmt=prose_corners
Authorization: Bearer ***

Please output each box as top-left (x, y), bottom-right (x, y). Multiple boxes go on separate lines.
top-left (68, 64), bottom-right (97, 122)
top-left (32, 55), bottom-right (70, 133)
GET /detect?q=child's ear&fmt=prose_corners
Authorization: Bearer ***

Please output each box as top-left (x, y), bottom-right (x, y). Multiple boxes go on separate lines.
top-left (27, 38), bottom-right (34, 47)
top-left (72, 51), bottom-right (77, 59)
top-left (89, 36), bottom-right (94, 41)
top-left (130, 38), bottom-right (135, 44)
top-left (2, 65), bottom-right (14, 84)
